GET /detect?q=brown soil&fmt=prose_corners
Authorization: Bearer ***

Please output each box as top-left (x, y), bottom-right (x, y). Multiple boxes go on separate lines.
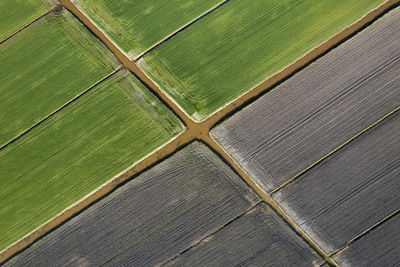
top-left (2, 0), bottom-right (399, 265)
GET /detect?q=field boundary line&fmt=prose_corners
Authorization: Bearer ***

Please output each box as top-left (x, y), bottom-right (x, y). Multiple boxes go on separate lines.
top-left (271, 106), bottom-right (400, 195)
top-left (160, 202), bottom-right (262, 266)
top-left (134, 0), bottom-right (231, 61)
top-left (1, 0), bottom-right (398, 264)
top-left (60, 0), bottom-right (195, 129)
top-left (0, 5), bottom-right (59, 45)
top-left (329, 209), bottom-right (400, 258)
top-left (0, 131), bottom-right (194, 263)
top-left (201, 0), bottom-right (400, 128)
top-left (0, 68), bottom-right (121, 152)
top-left (203, 134), bottom-right (339, 266)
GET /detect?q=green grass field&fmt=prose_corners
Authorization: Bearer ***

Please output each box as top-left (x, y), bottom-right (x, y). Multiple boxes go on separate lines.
top-left (0, 0), bottom-right (394, 262)
top-left (0, 10), bottom-right (119, 146)
top-left (138, 0), bottom-right (386, 121)
top-left (74, 0), bottom-right (222, 58)
top-left (0, 0), bottom-right (52, 41)
top-left (0, 70), bottom-right (183, 251)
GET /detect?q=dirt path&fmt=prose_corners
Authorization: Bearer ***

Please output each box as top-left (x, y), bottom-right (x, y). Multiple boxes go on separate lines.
top-left (1, 0), bottom-right (399, 265)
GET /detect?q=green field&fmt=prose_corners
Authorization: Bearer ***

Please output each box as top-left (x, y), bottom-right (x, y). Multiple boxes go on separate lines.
top-left (138, 0), bottom-right (386, 121)
top-left (0, 9), bottom-right (119, 146)
top-left (0, 0), bottom-right (52, 41)
top-left (0, 70), bottom-right (183, 251)
top-left (74, 0), bottom-right (222, 58)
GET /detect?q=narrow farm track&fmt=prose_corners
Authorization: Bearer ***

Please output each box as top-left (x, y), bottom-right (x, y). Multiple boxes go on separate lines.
top-left (201, 0), bottom-right (400, 129)
top-left (202, 135), bottom-right (338, 266)
top-left (60, 0), bottom-right (195, 129)
top-left (271, 106), bottom-right (400, 195)
top-left (133, 0), bottom-right (232, 61)
top-left (0, 5), bottom-right (58, 45)
top-left (0, 68), bottom-right (121, 152)
top-left (0, 130), bottom-right (193, 263)
top-left (330, 208), bottom-right (400, 258)
top-left (332, 210), bottom-right (400, 265)
top-left (1, 0), bottom-right (399, 264)
top-left (159, 202), bottom-right (263, 266)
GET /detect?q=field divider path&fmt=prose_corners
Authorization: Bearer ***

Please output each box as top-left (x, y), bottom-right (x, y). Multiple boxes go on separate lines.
top-left (329, 208), bottom-right (400, 258)
top-left (159, 202), bottom-right (263, 266)
top-left (133, 0), bottom-right (231, 61)
top-left (200, 0), bottom-right (400, 129)
top-left (271, 106), bottom-right (400, 195)
top-left (0, 5), bottom-right (59, 45)
top-left (2, 0), bottom-right (399, 264)
top-left (0, 130), bottom-right (194, 264)
top-left (203, 134), bottom-right (339, 266)
top-left (0, 68), bottom-right (121, 152)
top-left (60, 0), bottom-right (196, 128)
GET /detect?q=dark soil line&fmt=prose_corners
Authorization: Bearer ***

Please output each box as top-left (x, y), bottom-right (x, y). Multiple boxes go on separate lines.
top-left (0, 5), bottom-right (59, 45)
top-left (270, 106), bottom-right (400, 196)
top-left (0, 68), bottom-right (121, 152)
top-left (329, 209), bottom-right (400, 258)
top-left (159, 202), bottom-right (262, 266)
top-left (0, 130), bottom-right (195, 264)
top-left (202, 135), bottom-right (340, 266)
top-left (202, 0), bottom-right (400, 130)
top-left (61, 0), bottom-right (195, 129)
top-left (134, 0), bottom-right (231, 61)
top-left (2, 0), bottom-right (398, 264)
top-left (0, 135), bottom-right (200, 265)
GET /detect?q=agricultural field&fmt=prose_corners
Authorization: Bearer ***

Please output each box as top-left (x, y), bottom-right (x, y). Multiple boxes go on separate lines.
top-left (5, 143), bottom-right (260, 265)
top-left (1, 0), bottom-right (399, 266)
top-left (334, 214), bottom-right (400, 266)
top-left (0, 9), bottom-right (119, 146)
top-left (0, 70), bottom-right (183, 251)
top-left (212, 6), bottom-right (400, 259)
top-left (211, 9), bottom-right (400, 192)
top-left (74, 0), bottom-right (222, 59)
top-left (138, 0), bottom-right (386, 121)
top-left (168, 204), bottom-right (322, 266)
top-left (0, 0), bottom-right (53, 41)
top-left (274, 111), bottom-right (400, 253)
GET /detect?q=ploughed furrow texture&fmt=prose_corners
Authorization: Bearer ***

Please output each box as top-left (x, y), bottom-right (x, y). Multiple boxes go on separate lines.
top-left (334, 214), bottom-right (400, 267)
top-left (5, 142), bottom-right (259, 266)
top-left (73, 0), bottom-right (222, 59)
top-left (211, 7), bottom-right (400, 192)
top-left (138, 0), bottom-right (386, 121)
top-left (273, 108), bottom-right (400, 253)
top-left (0, 8), bottom-right (119, 146)
top-left (0, 0), bottom-right (52, 41)
top-left (167, 203), bottom-right (322, 266)
top-left (0, 70), bottom-right (183, 252)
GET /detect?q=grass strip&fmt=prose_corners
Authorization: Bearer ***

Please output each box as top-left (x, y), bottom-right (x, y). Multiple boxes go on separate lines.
top-left (0, 9), bottom-right (119, 146)
top-left (0, 70), bottom-right (184, 251)
top-left (73, 0), bottom-right (222, 59)
top-left (139, 0), bottom-right (386, 121)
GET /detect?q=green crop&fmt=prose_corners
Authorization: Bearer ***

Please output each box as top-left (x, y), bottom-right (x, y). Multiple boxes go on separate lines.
top-left (0, 10), bottom-right (119, 146)
top-left (74, 0), bottom-right (222, 58)
top-left (138, 0), bottom-right (385, 121)
top-left (0, 0), bottom-right (52, 41)
top-left (0, 70), bottom-right (183, 251)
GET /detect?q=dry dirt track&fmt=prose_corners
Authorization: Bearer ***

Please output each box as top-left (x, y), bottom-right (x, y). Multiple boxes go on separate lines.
top-left (1, 0), bottom-right (399, 265)
top-left (211, 7), bottom-right (400, 193)
top-left (213, 6), bottom-right (400, 263)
